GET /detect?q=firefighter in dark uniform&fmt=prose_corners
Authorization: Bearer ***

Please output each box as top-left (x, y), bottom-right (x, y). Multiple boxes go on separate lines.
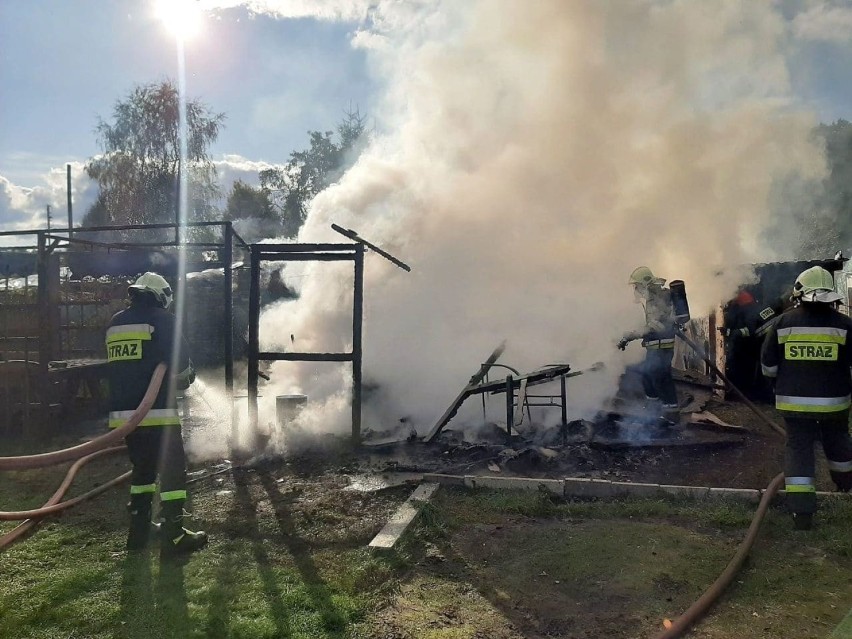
top-left (721, 290), bottom-right (777, 399)
top-left (761, 266), bottom-right (852, 530)
top-left (107, 272), bottom-right (208, 555)
top-left (618, 266), bottom-right (679, 425)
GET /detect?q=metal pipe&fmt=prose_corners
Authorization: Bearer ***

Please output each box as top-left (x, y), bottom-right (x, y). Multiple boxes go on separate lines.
top-left (223, 222), bottom-right (233, 397)
top-left (331, 224), bottom-right (412, 272)
top-left (66, 164), bottom-right (73, 236)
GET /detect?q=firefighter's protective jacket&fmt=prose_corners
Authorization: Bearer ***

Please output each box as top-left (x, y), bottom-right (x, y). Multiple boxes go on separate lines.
top-left (626, 285), bottom-right (676, 349)
top-left (106, 301), bottom-right (195, 429)
top-left (760, 304), bottom-right (852, 418)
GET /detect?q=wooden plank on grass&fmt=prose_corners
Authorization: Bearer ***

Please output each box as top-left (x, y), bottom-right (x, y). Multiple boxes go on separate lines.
top-left (368, 482), bottom-right (439, 550)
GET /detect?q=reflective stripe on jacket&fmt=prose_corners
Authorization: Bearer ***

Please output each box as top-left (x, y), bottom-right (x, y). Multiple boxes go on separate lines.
top-left (106, 301), bottom-right (193, 425)
top-left (109, 408), bottom-right (181, 429)
top-left (642, 338), bottom-right (675, 350)
top-left (760, 305), bottom-right (852, 418)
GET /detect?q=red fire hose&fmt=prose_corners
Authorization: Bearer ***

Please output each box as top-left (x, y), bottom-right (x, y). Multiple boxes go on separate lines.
top-left (0, 364), bottom-right (166, 550)
top-left (0, 364), bottom-right (166, 471)
top-left (651, 472), bottom-right (785, 639)
top-left (652, 330), bottom-right (790, 637)
top-left (0, 446), bottom-right (131, 521)
top-left (0, 447), bottom-right (130, 550)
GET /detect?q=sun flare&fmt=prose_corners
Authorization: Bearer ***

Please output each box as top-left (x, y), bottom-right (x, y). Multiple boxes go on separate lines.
top-left (156, 0), bottom-right (202, 41)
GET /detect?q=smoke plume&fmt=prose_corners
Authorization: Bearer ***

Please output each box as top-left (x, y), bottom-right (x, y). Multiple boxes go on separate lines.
top-left (221, 1), bottom-right (828, 444)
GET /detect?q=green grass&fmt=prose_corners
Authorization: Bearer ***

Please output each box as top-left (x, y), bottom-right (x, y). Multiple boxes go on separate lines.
top-left (409, 487), bottom-right (852, 639)
top-left (0, 460), bottom-right (411, 639)
top-left (3, 457), bottom-right (852, 639)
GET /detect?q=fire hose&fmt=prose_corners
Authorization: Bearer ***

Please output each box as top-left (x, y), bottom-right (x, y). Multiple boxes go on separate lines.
top-left (0, 364), bottom-right (166, 550)
top-left (648, 328), bottom-right (788, 638)
top-left (0, 447), bottom-right (130, 549)
top-left (0, 364), bottom-right (167, 471)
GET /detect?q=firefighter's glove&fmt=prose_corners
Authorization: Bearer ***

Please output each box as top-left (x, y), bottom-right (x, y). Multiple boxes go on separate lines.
top-left (616, 338), bottom-right (629, 351)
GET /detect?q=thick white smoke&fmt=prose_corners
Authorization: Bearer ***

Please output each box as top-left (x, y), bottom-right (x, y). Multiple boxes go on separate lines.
top-left (224, 1), bottom-right (829, 444)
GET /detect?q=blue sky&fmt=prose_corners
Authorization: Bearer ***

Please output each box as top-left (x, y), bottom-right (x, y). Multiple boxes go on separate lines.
top-left (0, 0), bottom-right (377, 229)
top-left (0, 2), bottom-right (373, 176)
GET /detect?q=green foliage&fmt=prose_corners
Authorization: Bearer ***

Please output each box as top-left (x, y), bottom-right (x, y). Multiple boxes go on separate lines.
top-left (259, 107), bottom-right (368, 239)
top-left (770, 119), bottom-right (852, 258)
top-left (224, 180), bottom-right (279, 241)
top-left (82, 80), bottom-right (225, 239)
top-left (225, 180), bottom-right (275, 222)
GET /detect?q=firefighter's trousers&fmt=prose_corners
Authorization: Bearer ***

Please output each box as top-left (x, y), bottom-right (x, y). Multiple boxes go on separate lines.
top-left (125, 425), bottom-right (188, 507)
top-left (641, 348), bottom-right (678, 407)
top-left (784, 412), bottom-right (852, 515)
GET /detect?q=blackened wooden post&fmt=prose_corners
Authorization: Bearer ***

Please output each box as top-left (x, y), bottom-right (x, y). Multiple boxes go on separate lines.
top-left (247, 247), bottom-right (260, 438)
top-left (66, 164), bottom-right (73, 237)
top-left (223, 222), bottom-right (234, 396)
top-left (560, 374), bottom-right (568, 446)
top-left (352, 244), bottom-right (364, 442)
top-left (505, 375), bottom-right (514, 436)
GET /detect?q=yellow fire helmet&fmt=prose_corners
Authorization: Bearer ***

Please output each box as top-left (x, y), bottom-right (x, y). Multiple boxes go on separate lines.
top-left (628, 266), bottom-right (665, 287)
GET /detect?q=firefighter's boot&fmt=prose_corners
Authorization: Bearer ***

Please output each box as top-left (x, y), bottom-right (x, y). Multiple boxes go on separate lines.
top-left (126, 494), bottom-right (154, 552)
top-left (792, 512), bottom-right (814, 531)
top-left (661, 404), bottom-right (680, 427)
top-left (160, 502), bottom-right (208, 559)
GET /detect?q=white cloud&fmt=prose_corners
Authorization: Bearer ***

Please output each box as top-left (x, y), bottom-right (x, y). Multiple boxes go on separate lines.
top-left (0, 155), bottom-right (279, 240)
top-left (0, 162), bottom-right (96, 235)
top-left (792, 2), bottom-right (852, 44)
top-left (214, 154), bottom-right (280, 188)
top-left (198, 0), bottom-right (373, 21)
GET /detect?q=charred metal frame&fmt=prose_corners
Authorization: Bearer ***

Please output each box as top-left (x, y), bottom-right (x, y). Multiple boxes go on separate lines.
top-left (426, 362), bottom-right (577, 443)
top-left (247, 243), bottom-right (365, 442)
top-left (0, 221), bottom-right (248, 433)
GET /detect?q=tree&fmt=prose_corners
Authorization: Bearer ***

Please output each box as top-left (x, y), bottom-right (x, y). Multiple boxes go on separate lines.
top-left (259, 107), bottom-right (368, 238)
top-left (82, 80), bottom-right (225, 239)
top-left (817, 120), bottom-right (852, 250)
top-left (767, 119), bottom-right (852, 259)
top-left (224, 179), bottom-right (279, 242)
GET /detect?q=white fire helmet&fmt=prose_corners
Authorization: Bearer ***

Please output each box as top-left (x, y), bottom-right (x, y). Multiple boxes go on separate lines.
top-left (128, 272), bottom-right (173, 309)
top-left (792, 266), bottom-right (843, 304)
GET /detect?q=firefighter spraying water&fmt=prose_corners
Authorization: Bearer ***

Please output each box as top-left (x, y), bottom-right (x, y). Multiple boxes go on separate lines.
top-left (617, 267), bottom-right (681, 426)
top-left (106, 272), bottom-right (208, 557)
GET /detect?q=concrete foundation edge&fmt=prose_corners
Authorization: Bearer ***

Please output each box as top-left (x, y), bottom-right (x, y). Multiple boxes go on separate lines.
top-left (420, 473), bottom-right (850, 503)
